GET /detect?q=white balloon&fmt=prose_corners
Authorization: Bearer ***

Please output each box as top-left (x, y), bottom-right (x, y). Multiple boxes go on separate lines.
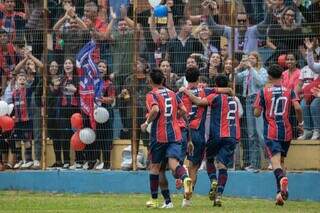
top-left (0, 101), bottom-right (9, 116)
top-left (148, 0), bottom-right (161, 8)
top-left (7, 104), bottom-right (14, 115)
top-left (79, 128), bottom-right (96, 145)
top-left (146, 122), bottom-right (152, 134)
top-left (94, 107), bottom-right (109, 123)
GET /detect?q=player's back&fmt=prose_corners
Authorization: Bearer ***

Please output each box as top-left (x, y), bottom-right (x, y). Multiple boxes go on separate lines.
top-left (177, 86), bottom-right (211, 129)
top-left (208, 93), bottom-right (240, 140)
top-left (257, 85), bottom-right (297, 141)
top-left (147, 87), bottom-right (182, 143)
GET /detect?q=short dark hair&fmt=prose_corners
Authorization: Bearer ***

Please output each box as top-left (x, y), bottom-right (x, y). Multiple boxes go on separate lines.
top-left (185, 67), bottom-right (200, 83)
top-left (268, 64), bottom-right (284, 79)
top-left (150, 68), bottom-right (164, 85)
top-left (215, 74), bottom-right (229, 87)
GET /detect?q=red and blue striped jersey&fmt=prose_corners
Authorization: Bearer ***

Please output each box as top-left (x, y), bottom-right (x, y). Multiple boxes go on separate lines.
top-left (146, 87), bottom-right (183, 143)
top-left (12, 88), bottom-right (29, 122)
top-left (254, 85), bottom-right (298, 141)
top-left (177, 86), bottom-right (213, 130)
top-left (206, 93), bottom-right (240, 140)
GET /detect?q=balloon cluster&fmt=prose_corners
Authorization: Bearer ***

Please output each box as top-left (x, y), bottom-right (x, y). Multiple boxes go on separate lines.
top-left (70, 107), bottom-right (109, 151)
top-left (0, 101), bottom-right (15, 133)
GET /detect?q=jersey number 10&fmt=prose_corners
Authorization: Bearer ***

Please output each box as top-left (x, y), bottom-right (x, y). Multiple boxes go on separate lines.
top-left (269, 96), bottom-right (288, 116)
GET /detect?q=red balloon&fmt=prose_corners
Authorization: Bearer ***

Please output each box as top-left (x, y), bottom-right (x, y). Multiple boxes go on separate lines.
top-left (70, 113), bottom-right (83, 130)
top-left (278, 54), bottom-right (287, 68)
top-left (70, 131), bottom-right (86, 151)
top-left (0, 116), bottom-right (15, 132)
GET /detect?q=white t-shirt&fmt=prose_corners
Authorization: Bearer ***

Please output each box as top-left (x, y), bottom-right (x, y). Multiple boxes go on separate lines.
top-left (299, 65), bottom-right (319, 89)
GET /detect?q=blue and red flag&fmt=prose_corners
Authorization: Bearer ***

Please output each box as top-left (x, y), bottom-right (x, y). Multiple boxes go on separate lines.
top-left (76, 40), bottom-right (103, 129)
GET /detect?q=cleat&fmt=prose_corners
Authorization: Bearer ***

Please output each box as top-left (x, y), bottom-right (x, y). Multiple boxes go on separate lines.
top-left (146, 199), bottom-right (158, 208)
top-left (280, 177), bottom-right (289, 200)
top-left (213, 193), bottom-right (222, 207)
top-left (209, 181), bottom-right (218, 201)
top-left (181, 198), bottom-right (191, 208)
top-left (183, 177), bottom-right (193, 200)
top-left (176, 179), bottom-right (183, 190)
top-left (275, 192), bottom-right (284, 206)
top-left (160, 202), bottom-right (173, 208)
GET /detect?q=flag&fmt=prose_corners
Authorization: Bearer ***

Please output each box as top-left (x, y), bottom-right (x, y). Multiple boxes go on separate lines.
top-left (76, 40), bottom-right (103, 129)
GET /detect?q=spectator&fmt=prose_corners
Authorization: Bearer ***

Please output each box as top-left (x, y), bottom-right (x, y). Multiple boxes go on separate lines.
top-left (14, 51), bottom-right (43, 169)
top-left (297, 38), bottom-right (320, 140)
top-left (206, 52), bottom-right (223, 86)
top-left (9, 71), bottom-right (34, 169)
top-left (166, 18), bottom-right (203, 76)
top-left (266, 6), bottom-right (305, 66)
top-left (282, 52), bottom-right (301, 139)
top-left (56, 58), bottom-right (80, 169)
top-left (53, 6), bottom-right (89, 60)
top-left (46, 61), bottom-right (63, 168)
top-left (282, 52), bottom-right (301, 91)
top-left (305, 37), bottom-right (320, 74)
top-left (160, 59), bottom-right (179, 92)
top-left (148, 4), bottom-right (176, 67)
top-left (25, 0), bottom-right (44, 59)
top-left (235, 51), bottom-right (268, 172)
top-left (222, 58), bottom-right (235, 82)
top-left (193, 23), bottom-right (218, 58)
top-left (82, 1), bottom-right (107, 62)
top-left (120, 57), bottom-right (150, 166)
top-left (294, 0), bottom-right (320, 35)
top-left (94, 60), bottom-right (115, 170)
top-left (106, 6), bottom-right (134, 139)
top-left (0, 28), bottom-right (18, 96)
top-left (207, 7), bottom-right (271, 58)
top-left (0, 0), bottom-right (28, 44)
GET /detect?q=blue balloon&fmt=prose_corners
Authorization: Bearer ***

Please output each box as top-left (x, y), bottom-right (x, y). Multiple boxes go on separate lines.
top-left (154, 5), bottom-right (168, 17)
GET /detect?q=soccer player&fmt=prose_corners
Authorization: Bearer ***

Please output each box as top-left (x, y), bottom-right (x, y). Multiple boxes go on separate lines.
top-left (180, 74), bottom-right (240, 207)
top-left (253, 64), bottom-right (303, 206)
top-left (141, 68), bottom-right (192, 208)
top-left (176, 67), bottom-right (212, 207)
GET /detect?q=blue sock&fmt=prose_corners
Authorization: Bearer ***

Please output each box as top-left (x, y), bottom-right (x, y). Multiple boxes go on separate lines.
top-left (206, 160), bottom-right (217, 183)
top-left (274, 168), bottom-right (284, 193)
top-left (150, 174), bottom-right (159, 199)
top-left (217, 169), bottom-right (228, 194)
top-left (161, 189), bottom-right (171, 204)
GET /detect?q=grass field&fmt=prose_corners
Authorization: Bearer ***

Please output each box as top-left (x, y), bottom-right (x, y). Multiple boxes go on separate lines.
top-left (0, 191), bottom-right (319, 213)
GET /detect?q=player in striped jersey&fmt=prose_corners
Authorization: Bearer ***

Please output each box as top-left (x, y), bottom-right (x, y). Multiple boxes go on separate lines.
top-left (254, 64), bottom-right (303, 206)
top-left (141, 68), bottom-right (192, 208)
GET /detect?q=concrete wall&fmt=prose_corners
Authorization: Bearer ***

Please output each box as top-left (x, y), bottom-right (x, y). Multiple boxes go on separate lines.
top-left (0, 170), bottom-right (319, 201)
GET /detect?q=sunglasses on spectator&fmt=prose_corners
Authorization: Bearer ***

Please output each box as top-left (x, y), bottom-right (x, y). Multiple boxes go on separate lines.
top-left (237, 19), bottom-right (247, 23)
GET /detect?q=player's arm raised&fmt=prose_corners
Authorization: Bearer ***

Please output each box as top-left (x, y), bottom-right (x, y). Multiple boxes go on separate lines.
top-left (179, 87), bottom-right (209, 106)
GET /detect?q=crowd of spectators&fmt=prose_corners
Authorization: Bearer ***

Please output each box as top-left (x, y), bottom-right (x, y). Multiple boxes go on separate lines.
top-left (0, 0), bottom-right (319, 172)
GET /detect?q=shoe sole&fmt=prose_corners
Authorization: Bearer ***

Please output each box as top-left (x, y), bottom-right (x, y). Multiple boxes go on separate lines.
top-left (209, 181), bottom-right (218, 201)
top-left (280, 177), bottom-right (288, 200)
top-left (184, 178), bottom-right (193, 200)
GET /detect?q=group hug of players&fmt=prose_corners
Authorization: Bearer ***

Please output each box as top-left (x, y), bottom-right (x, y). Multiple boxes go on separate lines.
top-left (140, 64), bottom-right (303, 208)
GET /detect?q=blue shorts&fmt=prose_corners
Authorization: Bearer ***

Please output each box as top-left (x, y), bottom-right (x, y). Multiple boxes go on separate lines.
top-left (149, 140), bottom-right (182, 164)
top-left (180, 127), bottom-right (188, 164)
top-left (187, 128), bottom-right (205, 165)
top-left (265, 139), bottom-right (290, 158)
top-left (206, 138), bottom-right (237, 167)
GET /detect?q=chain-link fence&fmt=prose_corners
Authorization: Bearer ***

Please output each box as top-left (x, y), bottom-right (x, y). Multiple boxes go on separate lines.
top-left (0, 0), bottom-right (319, 171)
